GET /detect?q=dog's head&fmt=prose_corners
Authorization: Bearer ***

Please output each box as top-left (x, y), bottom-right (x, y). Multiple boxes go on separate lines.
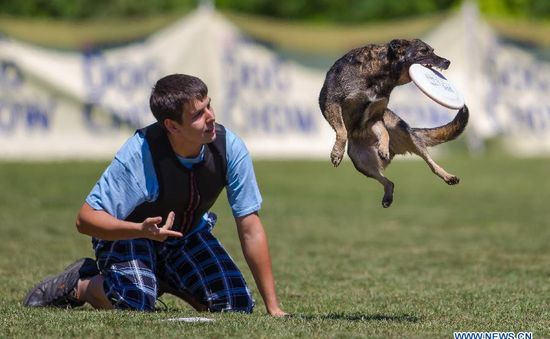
top-left (388, 39), bottom-right (450, 84)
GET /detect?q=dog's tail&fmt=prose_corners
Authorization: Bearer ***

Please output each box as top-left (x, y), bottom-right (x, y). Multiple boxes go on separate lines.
top-left (412, 105), bottom-right (469, 147)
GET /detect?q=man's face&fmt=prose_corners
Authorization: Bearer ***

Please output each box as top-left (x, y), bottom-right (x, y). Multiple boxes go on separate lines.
top-left (171, 96), bottom-right (216, 146)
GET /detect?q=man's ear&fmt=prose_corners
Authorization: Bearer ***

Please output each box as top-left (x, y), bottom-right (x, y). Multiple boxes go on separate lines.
top-left (163, 119), bottom-right (179, 134)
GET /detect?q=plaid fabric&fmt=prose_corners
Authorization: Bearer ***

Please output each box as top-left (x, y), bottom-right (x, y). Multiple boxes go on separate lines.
top-left (94, 213), bottom-right (254, 312)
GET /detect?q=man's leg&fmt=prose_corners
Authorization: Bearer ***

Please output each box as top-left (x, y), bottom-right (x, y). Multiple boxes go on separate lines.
top-left (158, 214), bottom-right (255, 313)
top-left (89, 238), bottom-right (159, 311)
top-left (76, 274), bottom-right (113, 309)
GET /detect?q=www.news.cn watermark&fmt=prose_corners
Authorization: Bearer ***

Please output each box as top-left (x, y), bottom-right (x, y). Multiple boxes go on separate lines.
top-left (453, 332), bottom-right (533, 339)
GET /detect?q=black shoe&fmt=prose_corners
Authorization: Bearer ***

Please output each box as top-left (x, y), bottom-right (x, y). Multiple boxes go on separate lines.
top-left (23, 258), bottom-right (99, 308)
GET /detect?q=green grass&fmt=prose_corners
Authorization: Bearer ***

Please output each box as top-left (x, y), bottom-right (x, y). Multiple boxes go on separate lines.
top-left (1, 156), bottom-right (550, 337)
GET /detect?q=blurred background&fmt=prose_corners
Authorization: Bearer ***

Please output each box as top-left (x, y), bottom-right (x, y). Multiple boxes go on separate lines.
top-left (0, 0), bottom-right (549, 158)
top-left (1, 2), bottom-right (550, 336)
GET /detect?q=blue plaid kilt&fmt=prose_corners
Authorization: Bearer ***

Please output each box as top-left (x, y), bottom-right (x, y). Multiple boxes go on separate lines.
top-left (93, 213), bottom-right (255, 312)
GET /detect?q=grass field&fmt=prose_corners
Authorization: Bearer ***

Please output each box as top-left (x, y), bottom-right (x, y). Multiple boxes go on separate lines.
top-left (1, 155), bottom-right (549, 337)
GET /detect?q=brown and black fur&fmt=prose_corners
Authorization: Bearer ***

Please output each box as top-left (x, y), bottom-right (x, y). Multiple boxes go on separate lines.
top-left (319, 38), bottom-right (469, 208)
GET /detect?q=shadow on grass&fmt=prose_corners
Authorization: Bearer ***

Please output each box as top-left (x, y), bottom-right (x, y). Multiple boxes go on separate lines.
top-left (71, 307), bottom-right (419, 324)
top-left (293, 312), bottom-right (420, 323)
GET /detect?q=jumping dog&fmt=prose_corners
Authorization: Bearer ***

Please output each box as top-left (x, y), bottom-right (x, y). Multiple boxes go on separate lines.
top-left (319, 39), bottom-right (469, 207)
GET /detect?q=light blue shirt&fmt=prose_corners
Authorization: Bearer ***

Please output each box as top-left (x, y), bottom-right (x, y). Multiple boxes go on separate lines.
top-left (86, 127), bottom-right (262, 236)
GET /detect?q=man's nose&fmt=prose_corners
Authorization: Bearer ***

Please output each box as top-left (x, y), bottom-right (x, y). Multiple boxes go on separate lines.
top-left (205, 107), bottom-right (215, 121)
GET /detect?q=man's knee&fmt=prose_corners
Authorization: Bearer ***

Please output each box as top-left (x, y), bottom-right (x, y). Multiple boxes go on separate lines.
top-left (95, 239), bottom-right (158, 311)
top-left (107, 284), bottom-right (157, 311)
top-left (101, 260), bottom-right (158, 311)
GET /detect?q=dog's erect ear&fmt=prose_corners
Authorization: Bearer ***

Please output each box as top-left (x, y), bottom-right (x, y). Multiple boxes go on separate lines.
top-left (388, 39), bottom-right (411, 58)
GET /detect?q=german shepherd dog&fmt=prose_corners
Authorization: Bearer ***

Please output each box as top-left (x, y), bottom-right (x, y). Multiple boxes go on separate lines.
top-left (319, 39), bottom-right (469, 208)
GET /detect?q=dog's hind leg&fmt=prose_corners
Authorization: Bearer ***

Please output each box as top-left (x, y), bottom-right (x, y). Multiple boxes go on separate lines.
top-left (373, 171), bottom-right (394, 208)
top-left (348, 140), bottom-right (395, 208)
top-left (410, 136), bottom-right (460, 185)
top-left (324, 103), bottom-right (348, 167)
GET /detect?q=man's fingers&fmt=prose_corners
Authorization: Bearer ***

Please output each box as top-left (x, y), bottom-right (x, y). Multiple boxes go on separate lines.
top-left (160, 229), bottom-right (183, 238)
top-left (144, 216), bottom-right (162, 225)
top-left (161, 211), bottom-right (175, 230)
top-left (143, 213), bottom-right (181, 240)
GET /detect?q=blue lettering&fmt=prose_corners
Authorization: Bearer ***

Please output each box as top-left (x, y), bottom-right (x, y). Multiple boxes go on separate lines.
top-left (493, 51), bottom-right (549, 93)
top-left (0, 98), bottom-right (55, 134)
top-left (239, 102), bottom-right (316, 135)
top-left (518, 332), bottom-right (533, 339)
top-left (287, 105), bottom-right (315, 132)
top-left (83, 51), bottom-right (112, 102)
top-left (26, 100), bottom-right (55, 129)
top-left (82, 49), bottom-right (161, 103)
top-left (223, 37), bottom-right (291, 102)
top-left (115, 63), bottom-right (142, 93)
top-left (511, 104), bottom-right (550, 133)
top-left (238, 59), bottom-right (289, 92)
top-left (81, 50), bottom-right (160, 127)
top-left (0, 60), bottom-right (24, 88)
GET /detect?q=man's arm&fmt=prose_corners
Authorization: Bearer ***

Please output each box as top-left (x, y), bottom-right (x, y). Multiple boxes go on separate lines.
top-left (235, 212), bottom-right (287, 317)
top-left (76, 202), bottom-right (182, 241)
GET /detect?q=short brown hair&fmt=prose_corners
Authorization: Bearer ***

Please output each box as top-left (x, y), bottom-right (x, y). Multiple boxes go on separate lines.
top-left (149, 74), bottom-right (208, 125)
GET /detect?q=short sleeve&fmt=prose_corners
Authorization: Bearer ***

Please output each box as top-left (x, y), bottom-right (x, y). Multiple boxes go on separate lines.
top-left (224, 128), bottom-right (262, 217)
top-left (85, 132), bottom-right (157, 219)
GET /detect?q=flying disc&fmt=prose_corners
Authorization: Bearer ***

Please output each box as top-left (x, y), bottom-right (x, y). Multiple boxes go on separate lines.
top-left (409, 64), bottom-right (465, 109)
top-left (165, 317), bottom-right (214, 322)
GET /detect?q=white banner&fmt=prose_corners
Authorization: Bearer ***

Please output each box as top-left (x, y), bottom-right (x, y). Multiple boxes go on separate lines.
top-left (0, 7), bottom-right (333, 159)
top-left (1, 4), bottom-right (549, 159)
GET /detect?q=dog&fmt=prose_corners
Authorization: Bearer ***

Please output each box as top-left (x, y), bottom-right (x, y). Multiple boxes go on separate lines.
top-left (318, 38), bottom-right (469, 208)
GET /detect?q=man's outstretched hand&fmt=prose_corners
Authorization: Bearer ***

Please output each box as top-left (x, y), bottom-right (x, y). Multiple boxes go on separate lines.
top-left (141, 211), bottom-right (183, 241)
top-left (268, 307), bottom-right (289, 317)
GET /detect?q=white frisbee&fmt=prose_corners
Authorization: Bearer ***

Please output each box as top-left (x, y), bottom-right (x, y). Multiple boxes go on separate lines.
top-left (409, 64), bottom-right (465, 109)
top-left (165, 317), bottom-right (214, 323)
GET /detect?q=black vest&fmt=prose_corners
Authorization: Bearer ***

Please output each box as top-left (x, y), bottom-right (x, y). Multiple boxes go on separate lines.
top-left (125, 122), bottom-right (227, 235)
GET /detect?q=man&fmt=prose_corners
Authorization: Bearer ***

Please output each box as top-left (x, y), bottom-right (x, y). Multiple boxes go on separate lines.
top-left (24, 74), bottom-right (287, 316)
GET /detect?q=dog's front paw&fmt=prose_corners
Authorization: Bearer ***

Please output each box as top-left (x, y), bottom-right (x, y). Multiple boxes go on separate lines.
top-left (330, 152), bottom-right (343, 167)
top-left (446, 176), bottom-right (460, 185)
